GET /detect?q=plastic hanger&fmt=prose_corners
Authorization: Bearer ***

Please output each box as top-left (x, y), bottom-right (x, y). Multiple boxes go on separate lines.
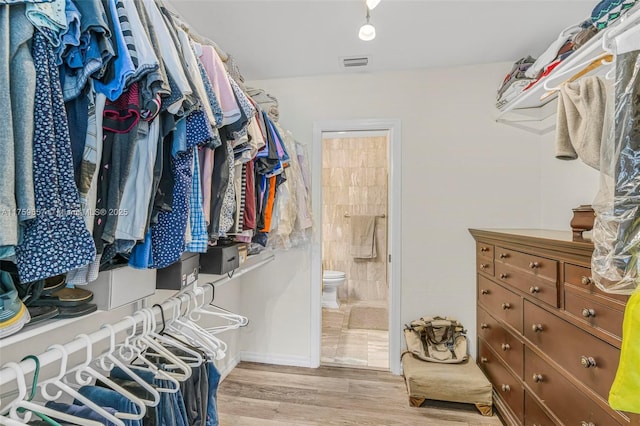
top-left (190, 285), bottom-right (248, 333)
top-left (66, 334), bottom-right (151, 414)
top-left (3, 360), bottom-right (103, 426)
top-left (97, 323), bottom-right (168, 400)
top-left (134, 308), bottom-right (193, 381)
top-left (39, 344), bottom-right (126, 426)
top-left (542, 53), bottom-right (613, 92)
top-left (112, 316), bottom-right (180, 394)
top-left (144, 304), bottom-right (204, 368)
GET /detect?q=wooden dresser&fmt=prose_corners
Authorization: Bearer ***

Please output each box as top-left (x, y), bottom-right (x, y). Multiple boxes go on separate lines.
top-left (469, 229), bottom-right (638, 426)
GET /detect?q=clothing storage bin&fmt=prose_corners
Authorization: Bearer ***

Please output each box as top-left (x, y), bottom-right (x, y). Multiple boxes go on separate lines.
top-left (156, 252), bottom-right (200, 290)
top-left (401, 352), bottom-right (493, 416)
top-left (200, 244), bottom-right (239, 275)
top-left (84, 266), bottom-right (157, 311)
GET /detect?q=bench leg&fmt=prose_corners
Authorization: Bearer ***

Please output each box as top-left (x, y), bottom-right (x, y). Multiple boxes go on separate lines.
top-left (409, 397), bottom-right (425, 407)
top-left (475, 403), bottom-right (493, 416)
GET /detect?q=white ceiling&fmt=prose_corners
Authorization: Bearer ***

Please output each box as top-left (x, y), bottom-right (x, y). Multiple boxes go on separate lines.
top-left (170, 0), bottom-right (596, 81)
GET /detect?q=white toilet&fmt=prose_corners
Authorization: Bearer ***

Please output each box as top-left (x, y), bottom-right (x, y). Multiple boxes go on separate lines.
top-left (322, 270), bottom-right (346, 309)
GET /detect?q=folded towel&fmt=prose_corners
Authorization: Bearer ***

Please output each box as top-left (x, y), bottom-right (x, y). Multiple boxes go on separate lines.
top-left (350, 215), bottom-right (377, 259)
top-left (555, 76), bottom-right (608, 170)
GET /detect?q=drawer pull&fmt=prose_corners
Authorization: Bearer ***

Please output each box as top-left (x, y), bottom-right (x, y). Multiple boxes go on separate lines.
top-left (531, 323), bottom-right (544, 333)
top-left (581, 276), bottom-right (593, 285)
top-left (582, 308), bottom-right (596, 318)
top-left (502, 303), bottom-right (511, 310)
top-left (501, 384), bottom-right (511, 392)
top-left (500, 273), bottom-right (508, 279)
top-left (580, 356), bottom-right (597, 368)
top-left (480, 323), bottom-right (489, 329)
top-left (529, 261), bottom-right (540, 269)
top-left (480, 247), bottom-right (488, 252)
top-left (480, 263), bottom-right (489, 269)
top-left (480, 357), bottom-right (488, 364)
top-left (581, 422), bottom-right (595, 426)
top-left (529, 286), bottom-right (540, 294)
top-left (499, 253), bottom-right (508, 259)
top-left (501, 343), bottom-right (511, 351)
top-left (532, 373), bottom-right (544, 383)
top-left (481, 289), bottom-right (489, 295)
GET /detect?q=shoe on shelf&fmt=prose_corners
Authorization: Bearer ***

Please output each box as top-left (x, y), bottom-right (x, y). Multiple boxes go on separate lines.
top-left (0, 271), bottom-right (30, 339)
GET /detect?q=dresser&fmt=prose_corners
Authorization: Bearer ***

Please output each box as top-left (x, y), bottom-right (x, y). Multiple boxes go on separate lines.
top-left (469, 229), bottom-right (639, 426)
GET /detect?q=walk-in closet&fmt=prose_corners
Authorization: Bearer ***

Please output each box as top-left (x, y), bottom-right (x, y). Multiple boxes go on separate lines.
top-left (2, 0), bottom-right (640, 424)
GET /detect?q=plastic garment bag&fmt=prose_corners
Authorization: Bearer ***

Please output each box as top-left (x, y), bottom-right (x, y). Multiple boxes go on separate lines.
top-left (592, 42), bottom-right (640, 294)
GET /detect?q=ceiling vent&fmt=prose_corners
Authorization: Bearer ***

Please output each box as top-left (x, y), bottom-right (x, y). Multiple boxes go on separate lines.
top-left (340, 56), bottom-right (370, 70)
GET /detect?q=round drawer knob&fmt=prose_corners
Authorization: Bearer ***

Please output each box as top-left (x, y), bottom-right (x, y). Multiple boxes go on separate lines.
top-left (480, 357), bottom-right (488, 364)
top-left (501, 384), bottom-right (511, 392)
top-left (581, 276), bottom-right (593, 285)
top-left (501, 343), bottom-right (511, 351)
top-left (480, 323), bottom-right (489, 330)
top-left (481, 289), bottom-right (489, 295)
top-left (529, 261), bottom-right (540, 269)
top-left (532, 374), bottom-right (543, 383)
top-left (582, 308), bottom-right (596, 318)
top-left (480, 264), bottom-right (488, 269)
top-left (500, 273), bottom-right (508, 279)
top-left (580, 356), bottom-right (597, 368)
top-left (502, 303), bottom-right (511, 310)
top-left (532, 324), bottom-right (544, 333)
top-left (529, 286), bottom-right (540, 294)
top-left (499, 253), bottom-right (508, 259)
top-left (480, 247), bottom-right (488, 252)
top-left (581, 422), bottom-right (595, 426)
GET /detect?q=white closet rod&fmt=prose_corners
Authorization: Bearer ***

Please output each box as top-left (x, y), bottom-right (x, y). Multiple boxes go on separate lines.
top-left (0, 283), bottom-right (214, 388)
top-left (603, 4), bottom-right (640, 50)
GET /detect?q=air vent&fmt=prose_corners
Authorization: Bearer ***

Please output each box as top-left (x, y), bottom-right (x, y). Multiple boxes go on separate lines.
top-left (340, 56), bottom-right (370, 69)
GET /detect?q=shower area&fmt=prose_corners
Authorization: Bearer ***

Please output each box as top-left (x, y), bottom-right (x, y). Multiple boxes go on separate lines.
top-left (321, 130), bottom-right (389, 370)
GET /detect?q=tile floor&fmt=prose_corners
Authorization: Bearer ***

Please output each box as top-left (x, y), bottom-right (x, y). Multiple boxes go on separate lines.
top-left (321, 300), bottom-right (389, 370)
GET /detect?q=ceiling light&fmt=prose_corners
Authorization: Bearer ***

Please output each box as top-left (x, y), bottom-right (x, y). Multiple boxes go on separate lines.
top-left (358, 8), bottom-right (376, 41)
top-left (366, 0), bottom-right (381, 10)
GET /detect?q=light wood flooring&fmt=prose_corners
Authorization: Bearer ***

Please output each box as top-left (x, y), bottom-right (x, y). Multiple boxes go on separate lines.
top-left (322, 301), bottom-right (389, 369)
top-left (218, 362), bottom-right (503, 426)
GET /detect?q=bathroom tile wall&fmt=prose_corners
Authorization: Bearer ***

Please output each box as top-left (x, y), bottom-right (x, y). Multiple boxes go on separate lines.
top-left (322, 135), bottom-right (388, 301)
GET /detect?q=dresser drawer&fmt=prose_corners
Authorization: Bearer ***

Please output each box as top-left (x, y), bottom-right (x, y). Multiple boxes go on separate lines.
top-left (495, 262), bottom-right (558, 308)
top-left (478, 306), bottom-right (523, 379)
top-left (495, 246), bottom-right (558, 282)
top-left (478, 275), bottom-right (523, 334)
top-left (564, 263), bottom-right (628, 304)
top-left (478, 339), bottom-right (524, 421)
top-left (525, 347), bottom-right (622, 426)
top-left (477, 257), bottom-right (494, 276)
top-left (524, 391), bottom-right (557, 426)
top-left (477, 242), bottom-right (494, 260)
top-left (565, 285), bottom-right (624, 341)
top-left (524, 301), bottom-right (620, 400)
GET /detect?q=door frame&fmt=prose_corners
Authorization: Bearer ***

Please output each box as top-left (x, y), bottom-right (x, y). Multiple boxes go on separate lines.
top-left (310, 119), bottom-right (402, 375)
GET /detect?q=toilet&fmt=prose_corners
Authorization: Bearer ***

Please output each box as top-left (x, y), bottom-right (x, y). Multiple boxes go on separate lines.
top-left (322, 270), bottom-right (346, 309)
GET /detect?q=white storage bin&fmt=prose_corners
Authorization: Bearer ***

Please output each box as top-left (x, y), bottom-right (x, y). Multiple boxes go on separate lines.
top-left (85, 266), bottom-right (157, 311)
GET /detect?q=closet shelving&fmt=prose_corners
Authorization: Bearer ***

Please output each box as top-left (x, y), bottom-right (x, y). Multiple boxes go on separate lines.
top-left (204, 251), bottom-right (276, 288)
top-left (495, 4), bottom-right (640, 134)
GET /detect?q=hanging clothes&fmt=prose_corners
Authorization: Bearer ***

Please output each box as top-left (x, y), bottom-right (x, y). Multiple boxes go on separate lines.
top-left (16, 29), bottom-right (95, 283)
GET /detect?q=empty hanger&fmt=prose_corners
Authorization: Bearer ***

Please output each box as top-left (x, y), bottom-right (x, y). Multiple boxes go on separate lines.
top-left (3, 360), bottom-right (103, 426)
top-left (39, 344), bottom-right (126, 426)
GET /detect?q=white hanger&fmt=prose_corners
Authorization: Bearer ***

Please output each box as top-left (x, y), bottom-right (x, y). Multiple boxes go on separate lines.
top-left (114, 316), bottom-right (181, 394)
top-left (37, 344), bottom-right (126, 426)
top-left (542, 54), bottom-right (613, 92)
top-left (2, 361), bottom-right (103, 426)
top-left (190, 285), bottom-right (248, 333)
top-left (67, 334), bottom-right (151, 414)
top-left (168, 297), bottom-right (227, 360)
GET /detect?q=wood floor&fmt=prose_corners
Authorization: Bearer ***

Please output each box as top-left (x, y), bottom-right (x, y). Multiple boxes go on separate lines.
top-left (218, 362), bottom-right (504, 426)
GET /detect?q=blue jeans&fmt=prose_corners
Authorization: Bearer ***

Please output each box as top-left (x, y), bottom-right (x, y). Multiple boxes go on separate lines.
top-left (206, 362), bottom-right (221, 426)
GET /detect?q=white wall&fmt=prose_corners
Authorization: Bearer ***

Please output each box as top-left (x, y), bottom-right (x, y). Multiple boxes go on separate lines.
top-left (240, 63), bottom-right (599, 364)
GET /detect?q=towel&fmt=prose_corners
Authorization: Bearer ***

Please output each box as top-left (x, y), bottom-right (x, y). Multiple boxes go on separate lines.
top-left (555, 76), bottom-right (608, 170)
top-left (350, 215), bottom-right (377, 259)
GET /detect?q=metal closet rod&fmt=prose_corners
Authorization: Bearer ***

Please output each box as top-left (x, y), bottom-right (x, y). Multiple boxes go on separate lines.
top-left (0, 283), bottom-right (215, 388)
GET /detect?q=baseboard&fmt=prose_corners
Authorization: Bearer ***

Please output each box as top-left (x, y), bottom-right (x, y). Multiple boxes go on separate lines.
top-left (239, 351), bottom-right (313, 368)
top-left (218, 354), bottom-right (241, 382)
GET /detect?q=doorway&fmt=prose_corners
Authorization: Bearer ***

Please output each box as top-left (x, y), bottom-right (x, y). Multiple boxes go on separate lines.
top-left (311, 119), bottom-right (402, 375)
